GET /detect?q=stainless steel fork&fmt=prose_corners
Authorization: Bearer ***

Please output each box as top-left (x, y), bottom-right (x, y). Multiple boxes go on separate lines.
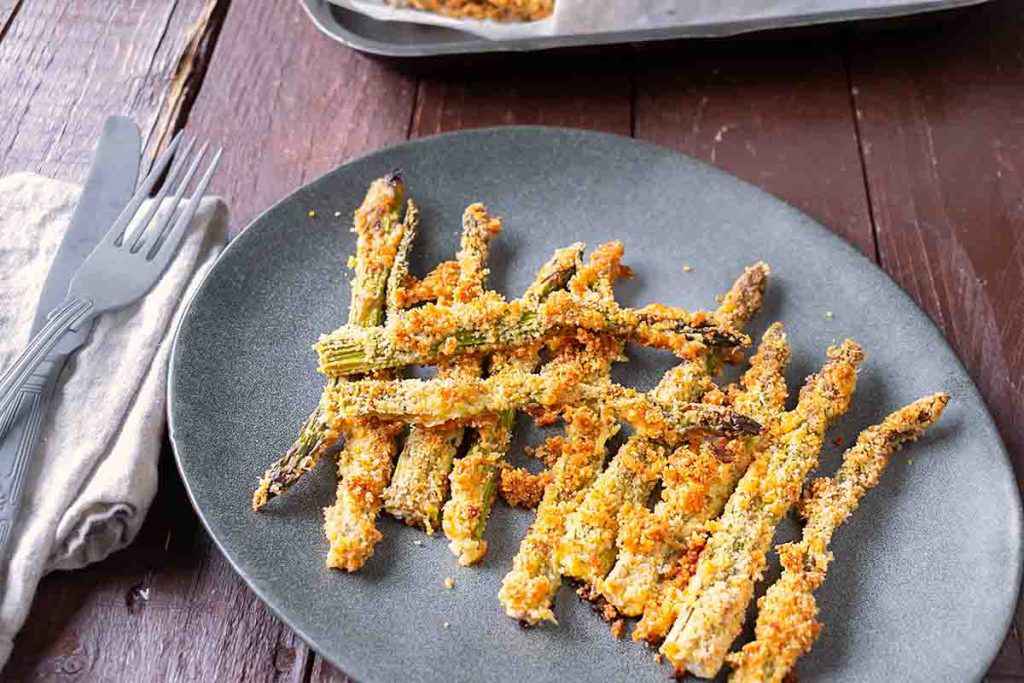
top-left (0, 133), bottom-right (223, 418)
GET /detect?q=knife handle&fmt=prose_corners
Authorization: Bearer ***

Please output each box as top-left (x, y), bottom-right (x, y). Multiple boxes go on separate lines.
top-left (0, 361), bottom-right (59, 566)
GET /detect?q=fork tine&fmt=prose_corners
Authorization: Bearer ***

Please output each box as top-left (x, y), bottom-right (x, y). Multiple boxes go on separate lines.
top-left (107, 130), bottom-right (184, 246)
top-left (146, 147), bottom-right (222, 262)
top-left (142, 142), bottom-right (209, 258)
top-left (127, 136), bottom-right (197, 253)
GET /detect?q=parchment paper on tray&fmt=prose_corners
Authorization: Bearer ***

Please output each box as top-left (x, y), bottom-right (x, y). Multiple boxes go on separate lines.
top-left (329, 0), bottom-right (986, 40)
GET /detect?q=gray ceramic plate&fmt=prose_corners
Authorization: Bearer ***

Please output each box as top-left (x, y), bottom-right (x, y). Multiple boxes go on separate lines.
top-left (299, 0), bottom-right (990, 57)
top-left (168, 127), bottom-right (1020, 683)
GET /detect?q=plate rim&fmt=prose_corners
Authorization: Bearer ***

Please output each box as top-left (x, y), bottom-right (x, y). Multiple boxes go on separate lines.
top-left (167, 124), bottom-right (1023, 680)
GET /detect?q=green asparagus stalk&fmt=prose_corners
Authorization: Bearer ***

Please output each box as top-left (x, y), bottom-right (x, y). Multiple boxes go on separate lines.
top-left (660, 340), bottom-right (864, 678)
top-left (314, 292), bottom-right (749, 378)
top-left (442, 244), bottom-right (585, 565)
top-left (252, 173), bottom-right (407, 511)
top-left (728, 393), bottom-right (948, 683)
top-left (496, 243), bottom-right (633, 622)
top-left (556, 264), bottom-right (770, 589)
top-left (497, 330), bottom-right (624, 624)
top-left (500, 400), bottom-right (621, 624)
top-left (624, 323), bottom-right (790, 642)
top-left (383, 203), bottom-right (501, 532)
top-left (321, 183), bottom-right (416, 572)
top-left (385, 203), bottom-right (420, 312)
top-left (325, 351), bottom-right (761, 443)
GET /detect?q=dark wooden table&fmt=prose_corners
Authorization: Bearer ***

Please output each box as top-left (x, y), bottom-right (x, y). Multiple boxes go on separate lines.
top-left (2, 1), bottom-right (1021, 680)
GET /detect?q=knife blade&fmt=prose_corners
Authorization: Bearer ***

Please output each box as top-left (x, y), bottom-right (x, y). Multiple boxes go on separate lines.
top-left (32, 117), bottom-right (141, 333)
top-left (0, 117), bottom-right (141, 562)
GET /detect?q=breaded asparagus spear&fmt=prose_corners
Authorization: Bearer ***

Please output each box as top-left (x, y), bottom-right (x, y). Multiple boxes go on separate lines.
top-left (727, 393), bottom-right (949, 683)
top-left (623, 323), bottom-right (790, 641)
top-left (497, 245), bottom-right (632, 622)
top-left (442, 244), bottom-right (585, 565)
top-left (252, 174), bottom-right (407, 511)
top-left (314, 291), bottom-right (750, 377)
top-left (323, 418), bottom-right (403, 571)
top-left (383, 204), bottom-right (501, 532)
top-left (325, 372), bottom-right (761, 443)
top-left (556, 264), bottom-right (770, 589)
top-left (498, 334), bottom-right (624, 624)
top-left (660, 341), bottom-right (864, 677)
top-left (321, 187), bottom-right (417, 572)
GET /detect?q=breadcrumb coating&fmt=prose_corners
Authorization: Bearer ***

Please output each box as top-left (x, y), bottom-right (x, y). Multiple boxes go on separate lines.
top-left (526, 435), bottom-right (565, 467)
top-left (499, 465), bottom-right (552, 509)
top-left (324, 419), bottom-right (403, 571)
top-left (397, 0), bottom-right (554, 22)
top-left (253, 176), bottom-right (408, 512)
top-left (611, 323), bottom-right (789, 638)
top-left (384, 203), bottom-right (501, 532)
top-left (660, 340), bottom-right (864, 678)
top-left (326, 369), bottom-right (760, 443)
top-left (557, 437), bottom-right (669, 584)
top-left (320, 181), bottom-right (414, 570)
top-left (349, 175), bottom-right (408, 327)
top-left (563, 265), bottom-right (770, 597)
top-left (393, 260), bottom-right (460, 310)
top-left (441, 244), bottom-right (611, 565)
top-left (498, 401), bottom-right (620, 624)
top-left (442, 407), bottom-right (516, 564)
top-left (727, 393), bottom-right (948, 683)
top-left (315, 288), bottom-right (749, 377)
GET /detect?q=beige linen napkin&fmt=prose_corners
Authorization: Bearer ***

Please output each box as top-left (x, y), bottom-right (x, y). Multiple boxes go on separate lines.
top-left (0, 172), bottom-right (227, 666)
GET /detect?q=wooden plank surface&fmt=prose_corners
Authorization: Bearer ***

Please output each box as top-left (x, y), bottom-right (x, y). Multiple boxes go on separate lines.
top-left (0, 0), bottom-right (222, 182)
top-left (183, 0), bottom-right (416, 234)
top-left (846, 2), bottom-right (1024, 675)
top-left (0, 0), bottom-right (20, 36)
top-left (633, 29), bottom-right (875, 258)
top-left (411, 56), bottom-right (632, 137)
top-left (0, 0), bottom-right (247, 678)
top-left (2, 0), bottom-right (1022, 680)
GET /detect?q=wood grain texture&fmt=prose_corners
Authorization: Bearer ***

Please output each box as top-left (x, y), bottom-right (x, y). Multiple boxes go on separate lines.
top-left (0, 0), bottom-right (21, 37)
top-left (0, 0), bottom-right (218, 182)
top-left (847, 1), bottom-right (1024, 675)
top-left (411, 54), bottom-right (632, 137)
top-left (632, 30), bottom-right (876, 258)
top-left (185, 0), bottom-right (417, 234)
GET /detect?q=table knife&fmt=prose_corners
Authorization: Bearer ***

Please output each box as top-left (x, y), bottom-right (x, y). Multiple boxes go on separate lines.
top-left (0, 117), bottom-right (141, 566)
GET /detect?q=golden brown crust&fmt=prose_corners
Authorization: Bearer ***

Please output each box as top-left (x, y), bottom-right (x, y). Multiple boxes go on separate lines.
top-left (440, 245), bottom-right (582, 566)
top-left (499, 465), bottom-right (552, 509)
top-left (399, 0), bottom-right (554, 22)
top-left (498, 328), bottom-right (623, 625)
top-left (660, 340), bottom-right (864, 678)
top-left (396, 261), bottom-right (460, 309)
top-left (595, 273), bottom-right (775, 625)
top-left (324, 419), bottom-right (403, 572)
top-left (315, 286), bottom-right (750, 377)
top-left (728, 393), bottom-right (949, 683)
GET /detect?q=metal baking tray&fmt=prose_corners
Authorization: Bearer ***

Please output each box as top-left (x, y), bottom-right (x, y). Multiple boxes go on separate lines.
top-left (299, 0), bottom-right (988, 57)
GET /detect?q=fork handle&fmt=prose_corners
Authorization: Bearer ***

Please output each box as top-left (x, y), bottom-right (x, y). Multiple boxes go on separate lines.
top-left (0, 298), bottom-right (92, 419)
top-left (0, 359), bottom-right (60, 566)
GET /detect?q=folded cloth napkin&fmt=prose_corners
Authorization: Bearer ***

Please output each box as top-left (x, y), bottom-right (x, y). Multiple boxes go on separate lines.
top-left (0, 172), bottom-right (227, 665)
